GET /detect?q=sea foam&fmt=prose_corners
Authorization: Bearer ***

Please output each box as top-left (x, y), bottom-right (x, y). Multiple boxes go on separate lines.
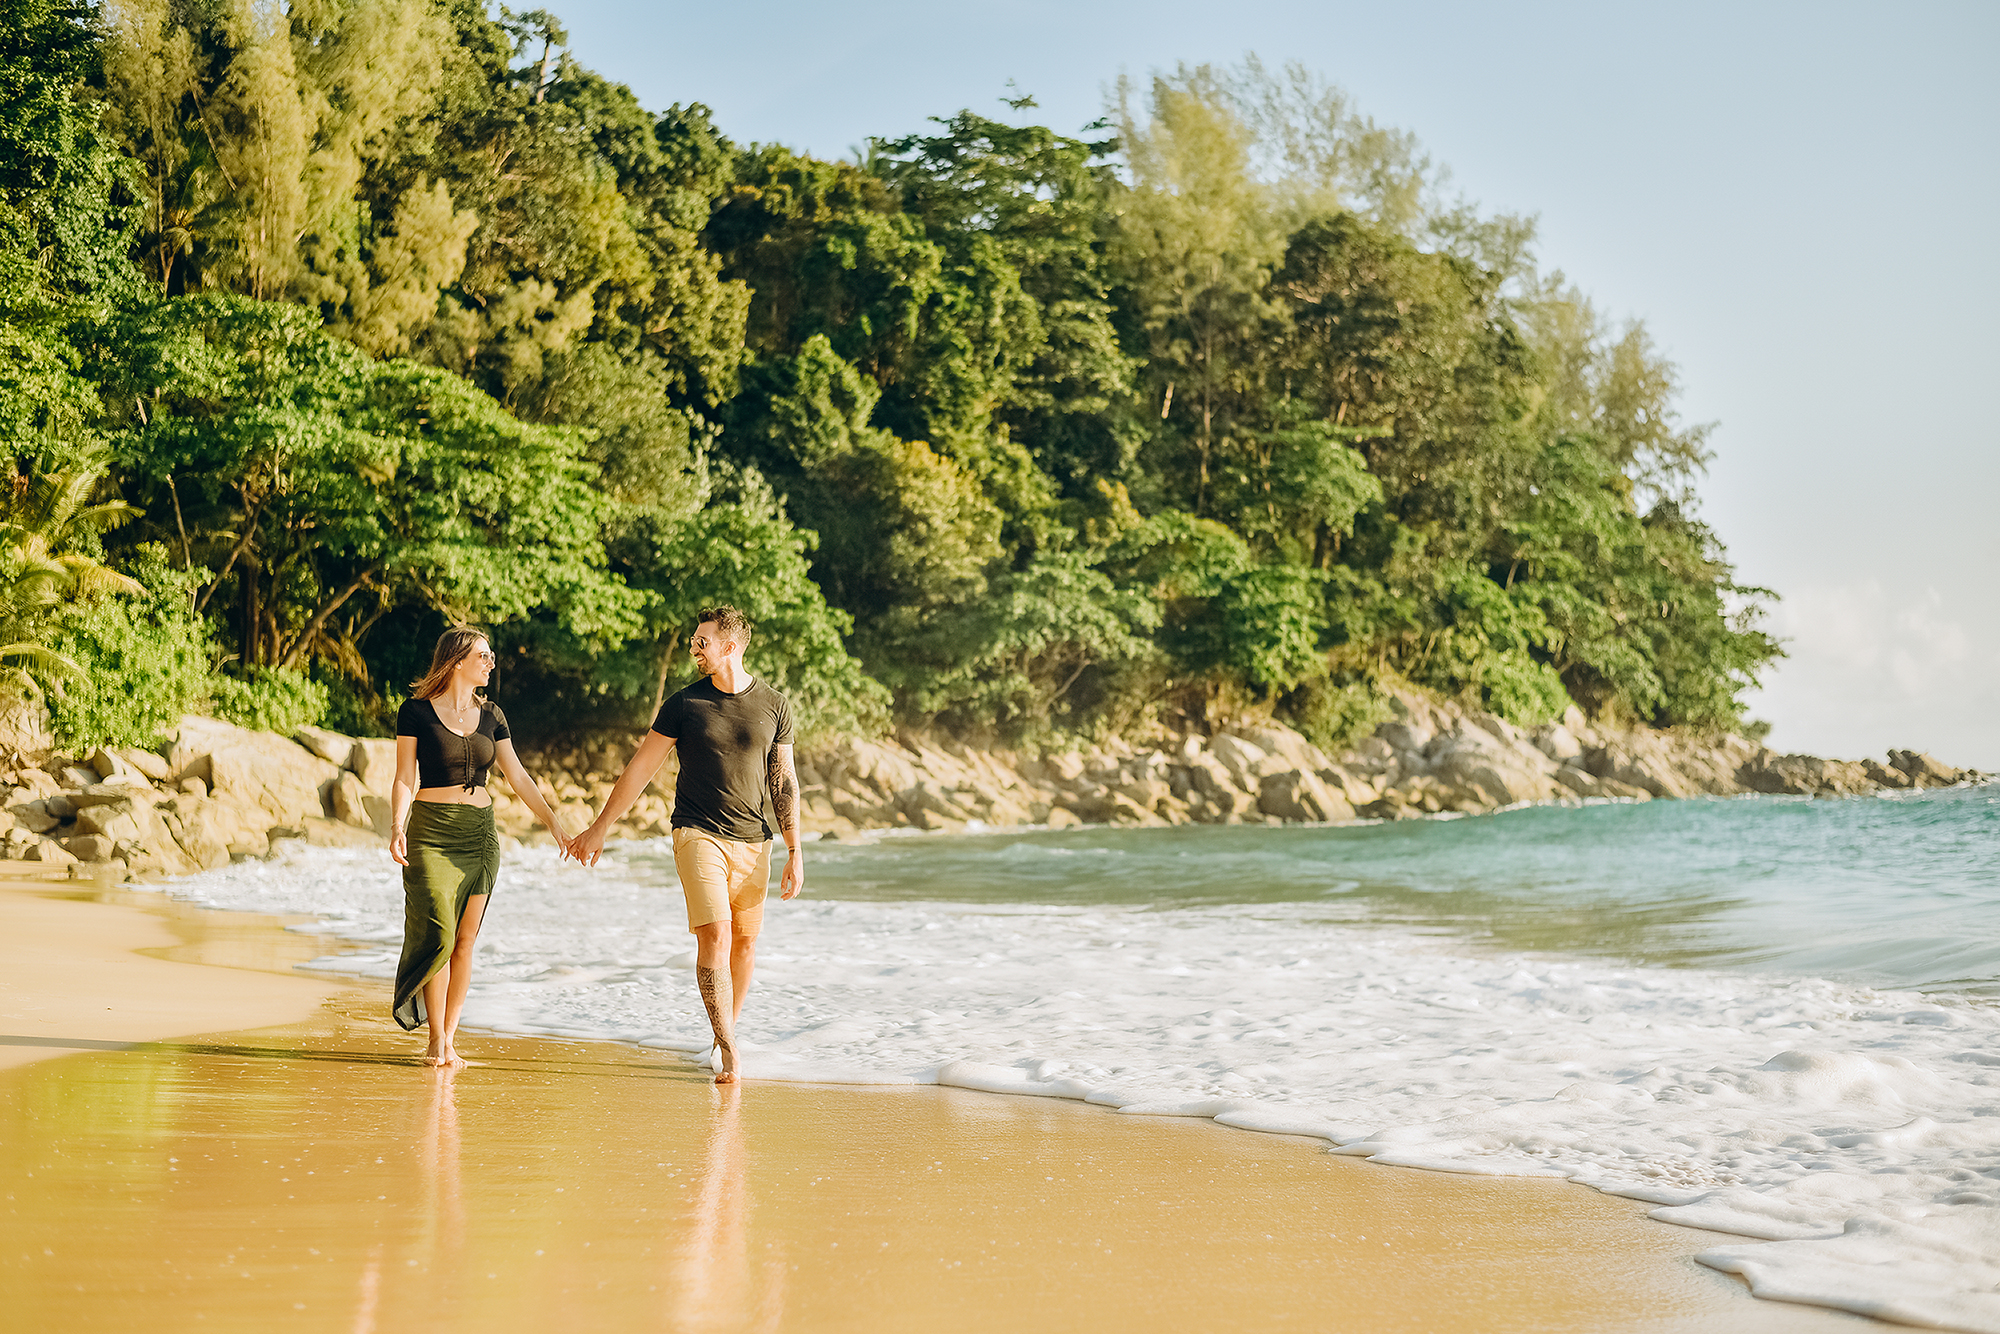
top-left (162, 839), bottom-right (2000, 1333)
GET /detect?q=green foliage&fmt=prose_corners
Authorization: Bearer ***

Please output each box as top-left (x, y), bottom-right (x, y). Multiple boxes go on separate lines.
top-left (45, 543), bottom-right (208, 748)
top-left (10, 7), bottom-right (1776, 750)
top-left (206, 666), bottom-right (329, 736)
top-left (1282, 677), bottom-right (1392, 755)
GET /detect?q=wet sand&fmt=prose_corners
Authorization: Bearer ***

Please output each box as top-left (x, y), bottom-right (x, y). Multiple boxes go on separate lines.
top-left (0, 880), bottom-right (1866, 1332)
top-left (0, 879), bottom-right (347, 1071)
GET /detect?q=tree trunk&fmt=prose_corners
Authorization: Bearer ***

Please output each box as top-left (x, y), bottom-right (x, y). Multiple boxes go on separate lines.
top-left (276, 565), bottom-right (381, 671)
top-left (648, 639), bottom-right (679, 723)
top-left (240, 557), bottom-right (261, 670)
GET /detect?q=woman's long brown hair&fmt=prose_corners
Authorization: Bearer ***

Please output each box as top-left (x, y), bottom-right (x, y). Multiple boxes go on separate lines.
top-left (408, 626), bottom-right (489, 701)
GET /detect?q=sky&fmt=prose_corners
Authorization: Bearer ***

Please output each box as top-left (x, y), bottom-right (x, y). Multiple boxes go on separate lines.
top-left (547, 0), bottom-right (2000, 766)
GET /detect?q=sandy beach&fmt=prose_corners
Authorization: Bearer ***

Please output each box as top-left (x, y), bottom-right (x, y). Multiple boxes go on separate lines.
top-left (0, 877), bottom-right (1870, 1333)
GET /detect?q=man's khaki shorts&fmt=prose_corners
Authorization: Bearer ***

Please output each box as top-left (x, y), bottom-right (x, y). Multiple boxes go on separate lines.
top-left (671, 828), bottom-right (771, 938)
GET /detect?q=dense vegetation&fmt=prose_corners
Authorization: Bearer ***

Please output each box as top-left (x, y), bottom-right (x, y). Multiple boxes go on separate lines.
top-left (1, 0), bottom-right (1778, 751)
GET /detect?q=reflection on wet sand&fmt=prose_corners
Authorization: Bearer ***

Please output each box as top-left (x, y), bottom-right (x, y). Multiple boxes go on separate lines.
top-left (671, 1085), bottom-right (785, 1331)
top-left (0, 1008), bottom-right (1861, 1334)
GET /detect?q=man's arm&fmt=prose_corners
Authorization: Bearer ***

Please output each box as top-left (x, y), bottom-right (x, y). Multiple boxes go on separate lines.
top-left (572, 730), bottom-right (677, 866)
top-left (768, 742), bottom-right (805, 899)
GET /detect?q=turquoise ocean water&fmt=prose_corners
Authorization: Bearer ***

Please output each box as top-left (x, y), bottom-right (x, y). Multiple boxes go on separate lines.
top-left (788, 787), bottom-right (2000, 996)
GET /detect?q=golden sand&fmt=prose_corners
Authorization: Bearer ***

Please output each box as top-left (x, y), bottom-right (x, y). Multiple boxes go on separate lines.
top-left (0, 881), bottom-right (1866, 1332)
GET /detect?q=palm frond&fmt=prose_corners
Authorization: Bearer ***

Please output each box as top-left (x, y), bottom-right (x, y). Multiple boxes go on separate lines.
top-left (57, 556), bottom-right (147, 598)
top-left (0, 641), bottom-right (85, 682)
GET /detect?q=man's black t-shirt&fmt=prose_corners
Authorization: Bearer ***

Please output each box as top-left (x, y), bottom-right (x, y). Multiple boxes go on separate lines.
top-left (651, 677), bottom-right (795, 842)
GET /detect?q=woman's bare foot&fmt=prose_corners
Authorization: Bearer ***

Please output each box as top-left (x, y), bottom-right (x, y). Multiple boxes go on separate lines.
top-left (423, 1043), bottom-right (450, 1067)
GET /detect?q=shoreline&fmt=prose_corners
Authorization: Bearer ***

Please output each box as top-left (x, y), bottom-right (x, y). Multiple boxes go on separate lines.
top-left (0, 875), bottom-right (1868, 1333)
top-left (6, 683), bottom-right (1987, 882)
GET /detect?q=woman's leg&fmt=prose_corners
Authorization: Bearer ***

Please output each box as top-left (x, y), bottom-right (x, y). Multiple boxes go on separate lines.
top-left (422, 965), bottom-right (452, 1065)
top-left (439, 892), bottom-right (490, 1062)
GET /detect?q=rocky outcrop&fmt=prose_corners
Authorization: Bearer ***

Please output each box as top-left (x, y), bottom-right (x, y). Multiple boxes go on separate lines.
top-left (3, 691), bottom-right (1990, 880)
top-left (2, 713), bottom-right (400, 880)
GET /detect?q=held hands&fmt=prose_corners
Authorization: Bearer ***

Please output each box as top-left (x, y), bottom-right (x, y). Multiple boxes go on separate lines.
top-left (567, 817), bottom-right (610, 867)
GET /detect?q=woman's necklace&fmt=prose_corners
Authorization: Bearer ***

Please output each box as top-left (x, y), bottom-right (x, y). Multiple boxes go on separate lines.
top-left (438, 694), bottom-right (478, 733)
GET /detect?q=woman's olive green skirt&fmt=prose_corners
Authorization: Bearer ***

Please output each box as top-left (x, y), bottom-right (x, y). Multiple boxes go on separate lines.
top-left (393, 801), bottom-right (499, 1031)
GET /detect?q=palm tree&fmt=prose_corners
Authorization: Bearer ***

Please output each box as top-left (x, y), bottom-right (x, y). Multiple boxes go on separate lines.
top-left (0, 451), bottom-right (144, 693)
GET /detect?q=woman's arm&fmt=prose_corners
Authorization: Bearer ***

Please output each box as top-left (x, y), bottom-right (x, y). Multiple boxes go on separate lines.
top-left (389, 735), bottom-right (419, 866)
top-left (494, 739), bottom-right (574, 854)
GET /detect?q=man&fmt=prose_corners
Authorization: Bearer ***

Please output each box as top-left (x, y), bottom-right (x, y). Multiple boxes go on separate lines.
top-left (569, 606), bottom-right (803, 1084)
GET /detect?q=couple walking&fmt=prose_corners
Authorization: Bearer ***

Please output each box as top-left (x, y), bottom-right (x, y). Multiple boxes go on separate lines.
top-left (386, 606), bottom-right (801, 1083)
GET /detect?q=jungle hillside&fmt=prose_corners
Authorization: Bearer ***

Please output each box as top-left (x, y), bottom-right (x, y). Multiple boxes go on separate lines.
top-left (0, 0), bottom-right (1780, 751)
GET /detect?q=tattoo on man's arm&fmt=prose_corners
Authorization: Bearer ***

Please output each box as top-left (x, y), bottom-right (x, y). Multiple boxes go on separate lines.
top-left (768, 749), bottom-right (799, 835)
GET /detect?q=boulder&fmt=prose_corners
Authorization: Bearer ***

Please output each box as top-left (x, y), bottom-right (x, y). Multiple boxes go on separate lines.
top-left (1535, 724), bottom-right (1583, 763)
top-left (26, 839), bottom-right (76, 863)
top-left (350, 738), bottom-right (400, 795)
top-left (64, 833), bottom-right (117, 861)
top-left (0, 694), bottom-right (53, 758)
top-left (44, 794), bottom-right (76, 820)
top-left (1737, 752), bottom-right (1873, 798)
top-left (1585, 744), bottom-right (1697, 799)
top-left (1208, 734), bottom-right (1277, 787)
top-left (1425, 726), bottom-right (1559, 807)
top-left (86, 747), bottom-right (136, 781)
top-left (74, 801), bottom-right (146, 844)
top-left (1863, 759), bottom-right (1912, 790)
top-left (294, 725), bottom-right (358, 767)
top-left (1317, 766), bottom-right (1384, 807)
top-left (1553, 766), bottom-right (1601, 797)
top-left (228, 825), bottom-right (271, 858)
top-left (1229, 724), bottom-right (1333, 775)
top-left (329, 772), bottom-right (373, 829)
top-left (117, 748), bottom-right (174, 783)
top-left (1258, 771), bottom-right (1354, 823)
top-left (1104, 792), bottom-right (1164, 826)
top-left (66, 782), bottom-right (150, 811)
top-left (1553, 766), bottom-right (1653, 801)
top-left (1376, 720), bottom-right (1432, 756)
top-left (61, 766), bottom-right (100, 788)
top-left (15, 767), bottom-right (59, 797)
top-left (11, 799), bottom-right (58, 834)
top-left (171, 715), bottom-right (340, 827)
top-left (1890, 750), bottom-right (1964, 788)
top-left (302, 816), bottom-right (384, 848)
top-left (164, 800), bottom-right (237, 870)
top-left (1114, 778), bottom-right (1172, 815)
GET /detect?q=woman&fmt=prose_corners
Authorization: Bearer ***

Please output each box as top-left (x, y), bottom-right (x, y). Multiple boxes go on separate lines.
top-left (390, 626), bottom-right (573, 1066)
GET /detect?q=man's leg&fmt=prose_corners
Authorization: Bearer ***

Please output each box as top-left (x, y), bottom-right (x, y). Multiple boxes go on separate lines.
top-left (725, 838), bottom-right (770, 1026)
top-left (693, 919), bottom-right (739, 1083)
top-left (729, 932), bottom-right (755, 1023)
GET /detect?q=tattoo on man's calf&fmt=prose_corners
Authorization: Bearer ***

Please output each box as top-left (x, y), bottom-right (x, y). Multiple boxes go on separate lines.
top-left (696, 965), bottom-right (733, 1054)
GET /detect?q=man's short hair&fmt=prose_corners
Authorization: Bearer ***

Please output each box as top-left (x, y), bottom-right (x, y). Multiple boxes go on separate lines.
top-left (697, 605), bottom-right (753, 647)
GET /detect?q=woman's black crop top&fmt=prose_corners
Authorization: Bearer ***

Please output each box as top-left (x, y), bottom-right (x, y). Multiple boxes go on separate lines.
top-left (396, 697), bottom-right (509, 791)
